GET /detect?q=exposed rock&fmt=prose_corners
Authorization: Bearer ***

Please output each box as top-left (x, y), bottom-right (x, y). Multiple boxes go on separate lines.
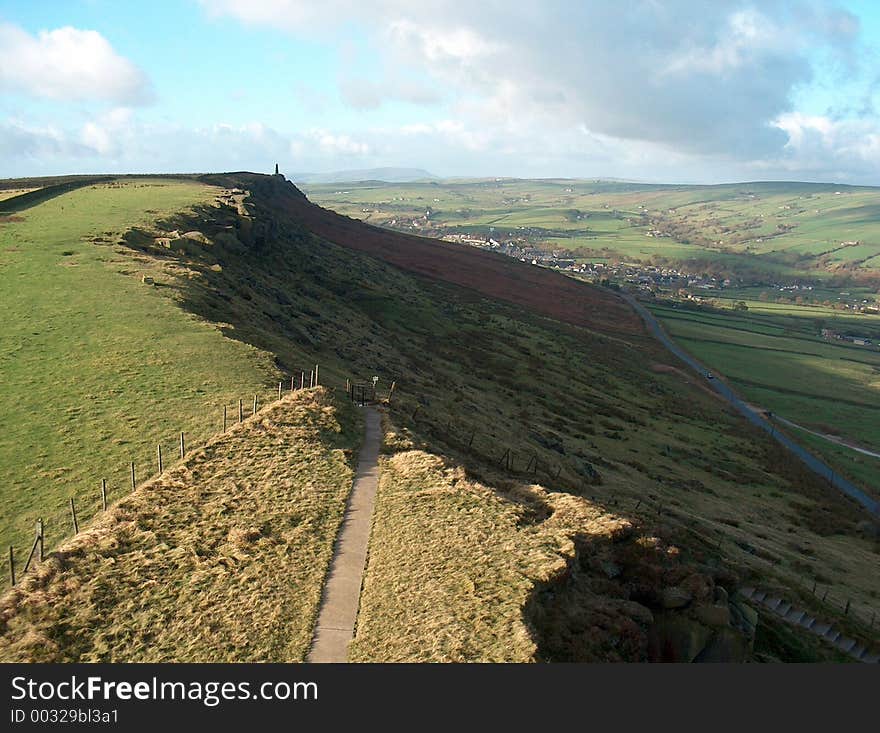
top-left (729, 597), bottom-right (758, 648)
top-left (713, 585), bottom-right (729, 605)
top-left (694, 603), bottom-right (731, 628)
top-left (693, 627), bottom-right (749, 663)
top-left (679, 572), bottom-right (713, 604)
top-left (660, 586), bottom-right (693, 609)
top-left (647, 615), bottom-right (711, 662)
top-left (620, 600), bottom-right (654, 627)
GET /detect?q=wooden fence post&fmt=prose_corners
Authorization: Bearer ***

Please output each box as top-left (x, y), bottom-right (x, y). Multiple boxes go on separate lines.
top-left (290, 376), bottom-right (295, 391)
top-left (101, 479), bottom-right (108, 512)
top-left (555, 466), bottom-right (562, 480)
top-left (157, 444), bottom-right (163, 474)
top-left (844, 599), bottom-right (850, 616)
top-left (309, 370), bottom-right (314, 388)
top-left (130, 461), bottom-right (136, 491)
top-left (315, 365), bottom-right (319, 385)
top-left (388, 381), bottom-right (396, 403)
top-left (278, 381), bottom-right (283, 401)
top-left (468, 430), bottom-right (475, 448)
top-left (180, 432), bottom-right (185, 460)
top-left (8, 547), bottom-right (14, 587)
top-left (411, 405), bottom-right (420, 421)
top-left (300, 371), bottom-right (305, 390)
top-left (223, 405), bottom-right (228, 432)
top-left (23, 518), bottom-right (43, 574)
top-left (253, 395), bottom-right (258, 415)
top-left (239, 399), bottom-right (243, 423)
top-left (69, 497), bottom-right (79, 534)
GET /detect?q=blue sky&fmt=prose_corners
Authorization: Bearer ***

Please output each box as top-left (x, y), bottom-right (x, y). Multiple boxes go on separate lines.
top-left (2, 0), bottom-right (880, 182)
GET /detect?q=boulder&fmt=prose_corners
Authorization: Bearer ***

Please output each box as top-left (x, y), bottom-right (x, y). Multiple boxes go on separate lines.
top-left (660, 586), bottom-right (693, 609)
top-left (693, 627), bottom-right (749, 663)
top-left (694, 603), bottom-right (731, 628)
top-left (729, 597), bottom-right (759, 648)
top-left (647, 615), bottom-right (712, 662)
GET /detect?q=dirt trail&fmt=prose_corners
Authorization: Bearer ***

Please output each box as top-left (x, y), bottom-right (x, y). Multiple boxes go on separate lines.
top-left (307, 407), bottom-right (382, 662)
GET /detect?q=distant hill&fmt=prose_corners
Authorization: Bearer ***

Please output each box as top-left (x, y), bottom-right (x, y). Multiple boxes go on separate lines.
top-left (292, 167), bottom-right (438, 184)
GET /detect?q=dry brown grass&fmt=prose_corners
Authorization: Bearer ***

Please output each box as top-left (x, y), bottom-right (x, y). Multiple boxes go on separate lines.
top-left (0, 388), bottom-right (360, 662)
top-left (349, 440), bottom-right (631, 662)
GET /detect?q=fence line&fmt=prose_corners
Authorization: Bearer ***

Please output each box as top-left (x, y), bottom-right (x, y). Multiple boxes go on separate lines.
top-left (6, 365), bottom-right (322, 590)
top-left (9, 367), bottom-right (877, 642)
top-left (377, 384), bottom-right (880, 640)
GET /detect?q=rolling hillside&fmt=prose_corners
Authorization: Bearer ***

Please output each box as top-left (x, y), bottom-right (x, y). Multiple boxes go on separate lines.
top-left (1, 173), bottom-right (878, 662)
top-left (303, 178), bottom-right (880, 284)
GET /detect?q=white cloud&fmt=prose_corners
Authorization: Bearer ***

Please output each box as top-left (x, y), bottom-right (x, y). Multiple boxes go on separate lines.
top-left (0, 23), bottom-right (153, 104)
top-left (338, 77), bottom-right (440, 110)
top-left (200, 0), bottom-right (868, 175)
top-left (309, 129), bottom-right (370, 156)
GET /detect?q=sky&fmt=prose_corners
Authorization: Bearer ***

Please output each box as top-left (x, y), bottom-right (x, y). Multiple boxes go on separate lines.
top-left (2, 0), bottom-right (880, 183)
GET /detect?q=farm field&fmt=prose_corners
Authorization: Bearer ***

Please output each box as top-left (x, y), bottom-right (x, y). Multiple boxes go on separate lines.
top-left (647, 299), bottom-right (880, 496)
top-left (304, 178), bottom-right (880, 282)
top-left (0, 179), bottom-right (279, 554)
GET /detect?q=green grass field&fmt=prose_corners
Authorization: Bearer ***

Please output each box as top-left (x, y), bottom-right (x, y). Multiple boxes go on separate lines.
top-left (0, 179), bottom-right (279, 554)
top-left (304, 178), bottom-right (880, 282)
top-left (647, 299), bottom-right (880, 495)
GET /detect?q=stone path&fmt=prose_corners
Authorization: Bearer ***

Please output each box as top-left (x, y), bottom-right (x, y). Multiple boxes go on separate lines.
top-left (740, 586), bottom-right (879, 663)
top-left (307, 407), bottom-right (381, 663)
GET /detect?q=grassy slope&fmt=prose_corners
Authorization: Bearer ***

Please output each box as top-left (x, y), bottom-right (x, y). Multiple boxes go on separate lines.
top-left (0, 179), bottom-right (279, 553)
top-left (2, 173), bottom-right (877, 660)
top-left (135, 174), bottom-right (877, 659)
top-left (303, 179), bottom-right (880, 280)
top-left (349, 439), bottom-right (633, 662)
top-left (0, 388), bottom-right (359, 662)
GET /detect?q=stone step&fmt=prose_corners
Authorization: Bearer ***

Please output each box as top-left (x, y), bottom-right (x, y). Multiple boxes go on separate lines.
top-left (799, 616), bottom-right (816, 629)
top-left (744, 587), bottom-right (879, 664)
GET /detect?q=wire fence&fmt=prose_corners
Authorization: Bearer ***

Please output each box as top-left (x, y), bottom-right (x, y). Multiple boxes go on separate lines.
top-left (6, 365), bottom-right (323, 589)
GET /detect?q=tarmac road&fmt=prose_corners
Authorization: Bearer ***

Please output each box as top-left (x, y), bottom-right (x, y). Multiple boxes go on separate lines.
top-left (619, 291), bottom-right (880, 517)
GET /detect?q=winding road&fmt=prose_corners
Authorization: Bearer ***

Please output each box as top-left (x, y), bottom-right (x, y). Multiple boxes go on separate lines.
top-left (620, 292), bottom-right (880, 517)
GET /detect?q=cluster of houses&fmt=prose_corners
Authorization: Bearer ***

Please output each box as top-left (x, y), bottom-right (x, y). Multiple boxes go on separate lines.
top-left (821, 329), bottom-right (875, 348)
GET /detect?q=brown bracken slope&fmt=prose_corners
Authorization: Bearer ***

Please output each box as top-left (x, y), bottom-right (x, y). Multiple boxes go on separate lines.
top-left (210, 173), bottom-right (643, 337)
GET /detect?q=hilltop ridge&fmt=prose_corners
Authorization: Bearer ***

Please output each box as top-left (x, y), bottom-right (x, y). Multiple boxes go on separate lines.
top-left (1, 172), bottom-right (877, 662)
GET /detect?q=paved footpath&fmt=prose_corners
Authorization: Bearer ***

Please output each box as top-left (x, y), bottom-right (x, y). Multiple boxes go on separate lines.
top-left (307, 407), bottom-right (381, 662)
